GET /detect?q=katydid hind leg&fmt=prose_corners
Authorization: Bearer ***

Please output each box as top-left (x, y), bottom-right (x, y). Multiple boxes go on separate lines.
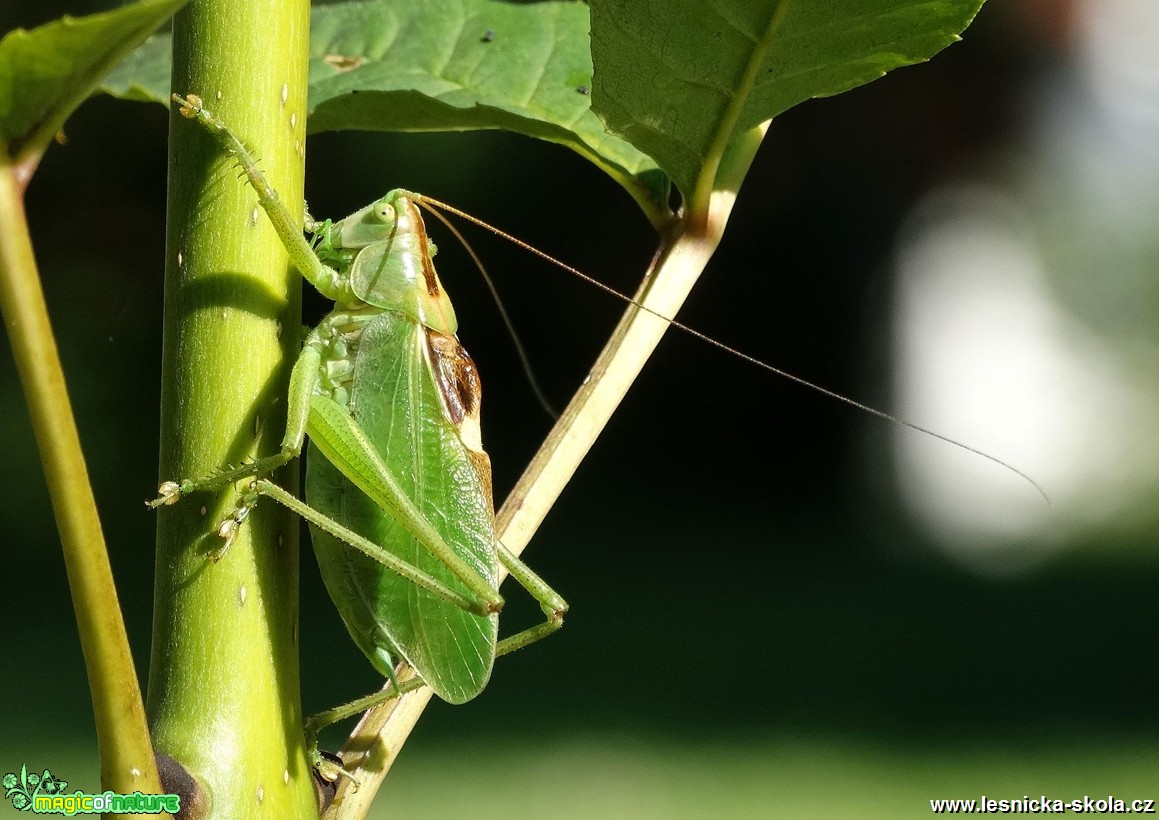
top-left (494, 541), bottom-right (568, 656)
top-left (251, 479), bottom-right (494, 616)
top-left (299, 543), bottom-right (565, 783)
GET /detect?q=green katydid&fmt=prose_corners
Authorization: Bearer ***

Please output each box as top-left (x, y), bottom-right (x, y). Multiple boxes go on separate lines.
top-left (155, 89), bottom-right (1049, 778)
top-left (153, 95), bottom-right (567, 763)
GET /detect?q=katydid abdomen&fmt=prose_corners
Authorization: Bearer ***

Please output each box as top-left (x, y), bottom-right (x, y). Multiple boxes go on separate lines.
top-left (306, 309), bottom-right (498, 704)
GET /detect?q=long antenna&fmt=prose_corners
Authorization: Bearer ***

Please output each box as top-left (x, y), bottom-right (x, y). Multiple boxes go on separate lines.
top-left (416, 200), bottom-right (559, 420)
top-left (414, 193), bottom-right (1051, 505)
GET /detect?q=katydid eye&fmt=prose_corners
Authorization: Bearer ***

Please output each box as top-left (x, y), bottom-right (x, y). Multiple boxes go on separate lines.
top-left (372, 203), bottom-right (394, 223)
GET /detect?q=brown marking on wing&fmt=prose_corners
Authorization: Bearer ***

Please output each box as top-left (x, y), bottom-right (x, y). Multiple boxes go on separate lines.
top-left (405, 199), bottom-right (441, 298)
top-left (427, 334), bottom-right (478, 424)
top-left (427, 331), bottom-right (494, 502)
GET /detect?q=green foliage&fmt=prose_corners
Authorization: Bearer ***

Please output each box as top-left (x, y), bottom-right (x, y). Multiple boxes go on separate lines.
top-left (100, 0), bottom-right (985, 224)
top-left (102, 0), bottom-right (670, 224)
top-left (307, 0), bottom-right (668, 220)
top-left (590, 0), bottom-right (985, 199)
top-left (0, 0), bottom-right (186, 163)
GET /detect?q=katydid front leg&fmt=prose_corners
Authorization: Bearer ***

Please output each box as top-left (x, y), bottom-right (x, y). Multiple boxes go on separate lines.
top-left (150, 97), bottom-right (354, 511)
top-left (151, 95), bottom-right (358, 496)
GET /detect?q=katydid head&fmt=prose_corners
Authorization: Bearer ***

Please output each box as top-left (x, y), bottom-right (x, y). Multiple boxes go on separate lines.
top-left (333, 189), bottom-right (458, 335)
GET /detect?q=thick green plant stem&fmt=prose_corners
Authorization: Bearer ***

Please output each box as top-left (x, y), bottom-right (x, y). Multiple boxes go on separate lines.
top-left (148, 0), bottom-right (316, 815)
top-left (0, 163), bottom-right (164, 801)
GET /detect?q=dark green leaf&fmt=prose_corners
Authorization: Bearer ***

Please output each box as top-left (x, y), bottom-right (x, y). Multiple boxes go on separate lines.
top-left (590, 0), bottom-right (985, 198)
top-left (102, 0), bottom-right (671, 226)
top-left (0, 0), bottom-right (187, 164)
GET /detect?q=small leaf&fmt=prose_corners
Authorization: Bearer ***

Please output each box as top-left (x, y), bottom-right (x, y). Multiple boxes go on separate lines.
top-left (590, 0), bottom-right (985, 199)
top-left (0, 0), bottom-right (187, 168)
top-left (101, 0), bottom-right (672, 227)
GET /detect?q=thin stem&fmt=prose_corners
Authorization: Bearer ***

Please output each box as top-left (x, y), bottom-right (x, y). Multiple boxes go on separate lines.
top-left (497, 122), bottom-right (769, 560)
top-left (687, 8), bottom-right (786, 220)
top-left (0, 161), bottom-right (164, 799)
top-left (321, 671), bottom-right (432, 820)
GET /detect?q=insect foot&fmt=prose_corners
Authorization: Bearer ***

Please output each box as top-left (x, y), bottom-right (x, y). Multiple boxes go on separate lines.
top-left (208, 489), bottom-right (261, 562)
top-left (172, 93), bottom-right (205, 120)
top-left (147, 480), bottom-right (186, 508)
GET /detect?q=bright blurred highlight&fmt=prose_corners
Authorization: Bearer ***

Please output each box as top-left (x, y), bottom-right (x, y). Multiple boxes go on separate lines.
top-left (890, 0), bottom-right (1159, 567)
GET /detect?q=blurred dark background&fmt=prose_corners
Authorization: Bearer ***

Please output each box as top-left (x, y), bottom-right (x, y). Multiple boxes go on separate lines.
top-left (3, 1), bottom-right (1157, 815)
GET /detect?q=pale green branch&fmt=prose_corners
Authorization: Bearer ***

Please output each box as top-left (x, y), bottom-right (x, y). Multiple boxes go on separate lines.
top-left (0, 160), bottom-right (164, 801)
